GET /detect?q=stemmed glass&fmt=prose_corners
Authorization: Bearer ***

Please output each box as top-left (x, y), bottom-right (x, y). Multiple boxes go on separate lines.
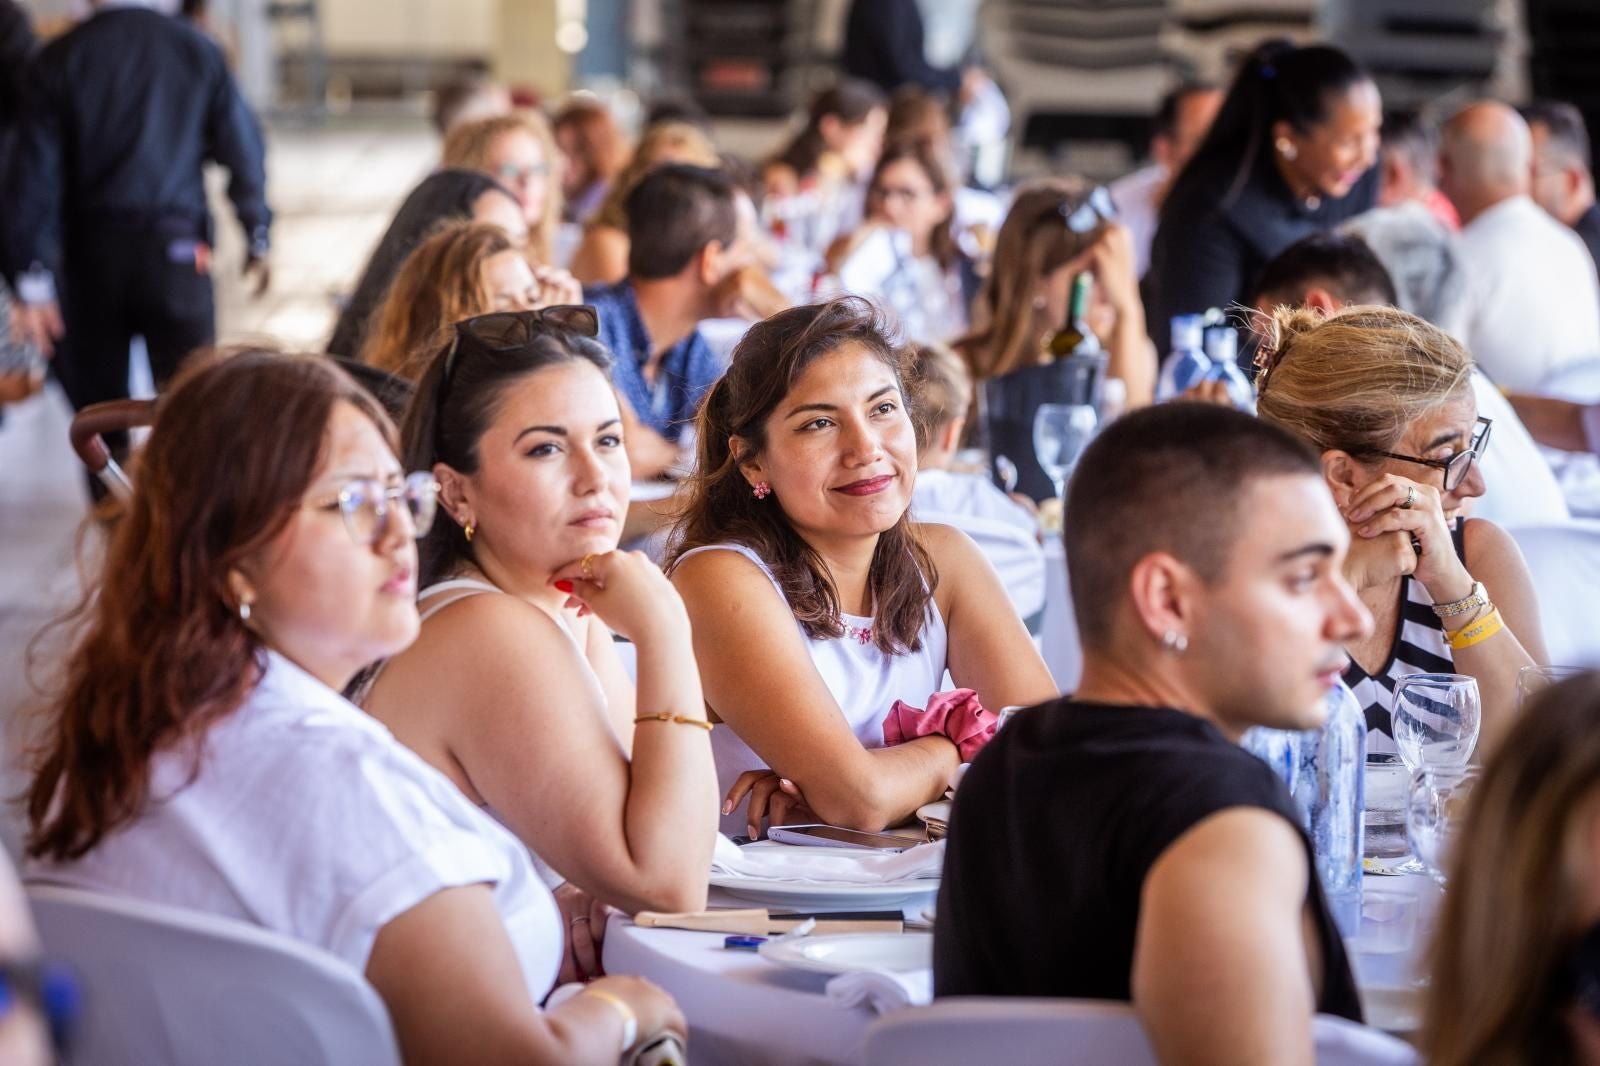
top-left (1032, 403), bottom-right (1098, 504)
top-left (1405, 766), bottom-right (1479, 886)
top-left (1390, 673), bottom-right (1479, 873)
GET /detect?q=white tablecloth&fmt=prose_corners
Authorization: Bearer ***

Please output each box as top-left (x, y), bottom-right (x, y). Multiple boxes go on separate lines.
top-left (603, 873), bottom-right (1433, 1066)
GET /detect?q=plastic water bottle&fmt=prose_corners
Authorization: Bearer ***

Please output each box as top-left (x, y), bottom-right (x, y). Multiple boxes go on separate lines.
top-left (1295, 683), bottom-right (1367, 937)
top-left (1241, 726), bottom-right (1303, 796)
top-left (1200, 324), bottom-right (1256, 411)
top-left (1155, 314), bottom-right (1211, 400)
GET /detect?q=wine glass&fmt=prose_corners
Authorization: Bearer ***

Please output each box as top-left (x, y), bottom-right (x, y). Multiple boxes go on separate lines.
top-left (1032, 403), bottom-right (1098, 503)
top-left (1405, 766), bottom-right (1478, 885)
top-left (1391, 673), bottom-right (1481, 773)
top-left (1517, 665), bottom-right (1586, 709)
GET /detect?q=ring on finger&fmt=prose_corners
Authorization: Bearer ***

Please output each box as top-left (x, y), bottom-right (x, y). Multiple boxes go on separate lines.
top-left (1400, 486), bottom-right (1415, 510)
top-left (580, 553), bottom-right (596, 580)
top-left (570, 914), bottom-right (591, 928)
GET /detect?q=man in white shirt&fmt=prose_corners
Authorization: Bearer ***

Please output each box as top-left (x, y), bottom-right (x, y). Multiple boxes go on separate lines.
top-left (1440, 101), bottom-right (1600, 393)
top-left (1109, 83), bottom-right (1223, 278)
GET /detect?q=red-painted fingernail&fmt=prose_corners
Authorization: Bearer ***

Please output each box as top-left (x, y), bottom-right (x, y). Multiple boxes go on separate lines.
top-left (553, 579), bottom-right (574, 593)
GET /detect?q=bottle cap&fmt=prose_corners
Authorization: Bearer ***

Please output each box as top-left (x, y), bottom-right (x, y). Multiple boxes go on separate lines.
top-left (1170, 314), bottom-right (1204, 350)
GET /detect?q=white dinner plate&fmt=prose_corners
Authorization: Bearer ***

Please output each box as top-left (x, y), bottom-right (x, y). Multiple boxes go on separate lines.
top-left (759, 932), bottom-right (933, 976)
top-left (707, 874), bottom-right (938, 910)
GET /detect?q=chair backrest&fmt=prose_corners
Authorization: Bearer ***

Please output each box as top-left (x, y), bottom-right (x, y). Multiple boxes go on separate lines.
top-left (28, 884), bottom-right (401, 1066)
top-left (862, 998), bottom-right (1417, 1066)
top-left (1511, 520), bottom-right (1600, 667)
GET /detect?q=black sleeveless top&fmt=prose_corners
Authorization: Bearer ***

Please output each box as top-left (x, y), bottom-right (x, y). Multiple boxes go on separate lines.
top-left (933, 700), bottom-right (1363, 1022)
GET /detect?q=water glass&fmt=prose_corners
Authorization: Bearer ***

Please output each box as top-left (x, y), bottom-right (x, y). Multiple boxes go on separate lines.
top-left (1517, 665), bottom-right (1587, 709)
top-left (1363, 754), bottom-right (1410, 860)
top-left (1032, 403), bottom-right (1097, 503)
top-left (1405, 766), bottom-right (1478, 885)
top-left (1391, 673), bottom-right (1480, 772)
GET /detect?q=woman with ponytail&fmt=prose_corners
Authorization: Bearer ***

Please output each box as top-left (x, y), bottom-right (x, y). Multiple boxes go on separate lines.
top-left (1146, 40), bottom-right (1382, 350)
top-left (665, 298), bottom-right (1056, 839)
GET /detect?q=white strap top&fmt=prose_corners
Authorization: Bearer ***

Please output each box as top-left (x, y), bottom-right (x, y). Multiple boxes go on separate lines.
top-left (676, 543), bottom-right (950, 835)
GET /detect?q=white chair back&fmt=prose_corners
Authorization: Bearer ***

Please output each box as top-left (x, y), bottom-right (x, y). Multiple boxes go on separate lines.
top-left (862, 998), bottom-right (1416, 1066)
top-left (28, 884), bottom-right (400, 1066)
top-left (1538, 358), bottom-right (1600, 401)
top-left (1511, 520), bottom-right (1600, 667)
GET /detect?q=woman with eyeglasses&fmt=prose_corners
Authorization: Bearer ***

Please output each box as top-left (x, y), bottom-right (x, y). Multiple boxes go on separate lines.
top-left (1255, 304), bottom-right (1547, 755)
top-left (1420, 671), bottom-right (1600, 1066)
top-left (825, 138), bottom-right (970, 344)
top-left (443, 112), bottom-right (564, 267)
top-left (955, 177), bottom-right (1154, 398)
top-left (359, 308), bottom-right (718, 958)
top-left (24, 350), bottom-right (684, 1064)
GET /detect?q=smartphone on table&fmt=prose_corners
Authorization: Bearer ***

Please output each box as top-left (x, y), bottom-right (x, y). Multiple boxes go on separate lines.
top-left (766, 824), bottom-right (917, 852)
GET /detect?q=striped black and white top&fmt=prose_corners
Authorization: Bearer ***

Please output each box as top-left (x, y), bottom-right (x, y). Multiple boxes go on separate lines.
top-left (1343, 523), bottom-right (1467, 756)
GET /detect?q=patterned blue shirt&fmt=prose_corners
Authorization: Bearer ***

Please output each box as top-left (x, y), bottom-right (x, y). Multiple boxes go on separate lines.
top-left (585, 279), bottom-right (719, 442)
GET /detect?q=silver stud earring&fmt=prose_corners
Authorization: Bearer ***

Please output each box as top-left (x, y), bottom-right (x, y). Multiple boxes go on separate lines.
top-left (239, 601), bottom-right (252, 623)
top-left (1275, 137), bottom-right (1297, 162)
top-left (1161, 629), bottom-right (1188, 655)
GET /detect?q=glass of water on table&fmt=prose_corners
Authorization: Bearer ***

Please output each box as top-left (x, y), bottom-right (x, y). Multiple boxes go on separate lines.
top-left (1384, 673), bottom-right (1480, 873)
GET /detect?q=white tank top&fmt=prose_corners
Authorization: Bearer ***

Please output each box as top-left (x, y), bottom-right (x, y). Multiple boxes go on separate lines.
top-left (675, 543), bottom-right (950, 836)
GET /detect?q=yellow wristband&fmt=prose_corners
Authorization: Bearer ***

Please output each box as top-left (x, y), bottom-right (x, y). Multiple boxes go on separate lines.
top-left (634, 712), bottom-right (714, 731)
top-left (579, 987), bottom-right (638, 1052)
top-left (1446, 607), bottom-right (1504, 650)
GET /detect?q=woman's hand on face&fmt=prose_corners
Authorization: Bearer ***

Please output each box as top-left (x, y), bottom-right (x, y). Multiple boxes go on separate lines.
top-left (553, 882), bottom-right (613, 984)
top-left (551, 550), bottom-right (690, 644)
top-left (1343, 474), bottom-right (1474, 602)
top-left (722, 770), bottom-right (816, 840)
top-left (1087, 223), bottom-right (1141, 320)
top-left (531, 265), bottom-right (583, 309)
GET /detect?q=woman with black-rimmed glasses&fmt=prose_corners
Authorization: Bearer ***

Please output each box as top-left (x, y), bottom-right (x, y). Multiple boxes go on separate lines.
top-left (359, 308), bottom-right (719, 971)
top-left (1255, 303), bottom-right (1548, 757)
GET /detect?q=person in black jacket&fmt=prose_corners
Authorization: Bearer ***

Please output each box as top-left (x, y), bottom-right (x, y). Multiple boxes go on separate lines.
top-left (3, 0), bottom-right (270, 449)
top-left (1145, 40), bottom-right (1381, 353)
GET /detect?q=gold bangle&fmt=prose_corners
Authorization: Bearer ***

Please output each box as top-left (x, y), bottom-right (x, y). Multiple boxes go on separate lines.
top-left (578, 987), bottom-right (637, 1053)
top-left (634, 712), bottom-right (714, 731)
top-left (1446, 607), bottom-right (1505, 650)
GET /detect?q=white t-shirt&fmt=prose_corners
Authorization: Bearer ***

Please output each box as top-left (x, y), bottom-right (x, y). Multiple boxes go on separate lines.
top-left (911, 468), bottom-right (1045, 620)
top-left (27, 651), bottom-right (563, 998)
top-left (1458, 195), bottom-right (1600, 393)
top-left (1469, 370), bottom-right (1570, 527)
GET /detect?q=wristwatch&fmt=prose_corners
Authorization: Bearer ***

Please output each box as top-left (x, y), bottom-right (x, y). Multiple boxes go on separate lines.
top-left (1431, 580), bottom-right (1488, 619)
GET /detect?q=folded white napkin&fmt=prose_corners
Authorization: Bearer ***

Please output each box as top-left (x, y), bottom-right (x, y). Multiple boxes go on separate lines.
top-left (825, 969), bottom-right (933, 1014)
top-left (710, 835), bottom-right (944, 885)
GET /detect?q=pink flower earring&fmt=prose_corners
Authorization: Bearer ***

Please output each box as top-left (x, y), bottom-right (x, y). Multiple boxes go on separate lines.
top-left (752, 481), bottom-right (772, 500)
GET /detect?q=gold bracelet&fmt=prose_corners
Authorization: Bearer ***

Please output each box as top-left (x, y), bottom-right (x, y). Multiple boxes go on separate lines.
top-left (634, 712), bottom-right (714, 731)
top-left (578, 987), bottom-right (637, 1053)
top-left (1446, 607), bottom-right (1505, 650)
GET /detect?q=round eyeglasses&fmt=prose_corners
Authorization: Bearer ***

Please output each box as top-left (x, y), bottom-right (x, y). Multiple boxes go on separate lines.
top-left (308, 471), bottom-right (439, 545)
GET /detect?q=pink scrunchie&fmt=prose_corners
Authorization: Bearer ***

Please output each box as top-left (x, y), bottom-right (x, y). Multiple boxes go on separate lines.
top-left (882, 688), bottom-right (998, 763)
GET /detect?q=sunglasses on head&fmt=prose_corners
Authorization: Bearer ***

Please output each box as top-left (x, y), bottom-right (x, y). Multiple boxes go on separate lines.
top-left (437, 304), bottom-right (600, 406)
top-left (1060, 186), bottom-right (1117, 235)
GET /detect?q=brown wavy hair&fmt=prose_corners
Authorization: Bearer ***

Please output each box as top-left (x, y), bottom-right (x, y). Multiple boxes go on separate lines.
top-left (665, 297), bottom-right (938, 654)
top-left (359, 220), bottom-right (516, 381)
top-left (25, 350), bottom-right (394, 862)
top-left (441, 111), bottom-right (563, 263)
top-left (1420, 671), bottom-right (1600, 1066)
top-left (955, 177), bottom-right (1106, 380)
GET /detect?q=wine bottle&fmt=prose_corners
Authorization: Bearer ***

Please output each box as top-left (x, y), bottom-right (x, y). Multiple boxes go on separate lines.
top-left (1045, 271), bottom-right (1101, 360)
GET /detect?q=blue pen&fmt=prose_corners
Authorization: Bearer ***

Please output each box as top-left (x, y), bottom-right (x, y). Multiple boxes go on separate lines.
top-left (724, 935), bottom-right (767, 951)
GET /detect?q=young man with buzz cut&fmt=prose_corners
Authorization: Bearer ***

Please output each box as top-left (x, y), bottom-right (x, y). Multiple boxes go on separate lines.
top-left (935, 403), bottom-right (1374, 1066)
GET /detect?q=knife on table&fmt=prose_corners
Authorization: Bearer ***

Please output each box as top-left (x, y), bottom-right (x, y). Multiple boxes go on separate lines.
top-left (633, 909), bottom-right (905, 935)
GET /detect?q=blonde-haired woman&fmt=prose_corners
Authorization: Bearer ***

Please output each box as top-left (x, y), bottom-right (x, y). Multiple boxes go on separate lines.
top-left (360, 221), bottom-right (580, 381)
top-left (1255, 304), bottom-right (1546, 755)
top-left (568, 121), bottom-right (721, 286)
top-left (1420, 671), bottom-right (1600, 1066)
top-left (443, 112), bottom-right (564, 265)
top-left (953, 178), bottom-right (1154, 405)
